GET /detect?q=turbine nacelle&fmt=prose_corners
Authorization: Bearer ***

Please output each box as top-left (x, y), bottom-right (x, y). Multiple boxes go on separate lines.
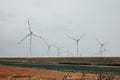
top-left (30, 32), bottom-right (33, 35)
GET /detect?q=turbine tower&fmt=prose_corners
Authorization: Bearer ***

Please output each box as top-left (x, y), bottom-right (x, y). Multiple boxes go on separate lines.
top-left (96, 39), bottom-right (108, 56)
top-left (44, 40), bottom-right (54, 56)
top-left (55, 45), bottom-right (63, 57)
top-left (18, 18), bottom-right (44, 57)
top-left (102, 48), bottom-right (109, 56)
top-left (68, 34), bottom-right (86, 56)
top-left (66, 50), bottom-right (72, 57)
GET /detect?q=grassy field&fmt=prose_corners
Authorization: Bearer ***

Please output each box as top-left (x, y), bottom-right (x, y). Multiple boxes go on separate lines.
top-left (0, 61), bottom-right (120, 74)
top-left (1, 65), bottom-right (119, 80)
top-left (0, 57), bottom-right (120, 79)
top-left (0, 57), bottom-right (120, 66)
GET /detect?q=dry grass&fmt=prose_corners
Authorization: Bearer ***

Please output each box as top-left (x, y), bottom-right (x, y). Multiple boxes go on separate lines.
top-left (0, 57), bottom-right (120, 66)
top-left (0, 65), bottom-right (119, 80)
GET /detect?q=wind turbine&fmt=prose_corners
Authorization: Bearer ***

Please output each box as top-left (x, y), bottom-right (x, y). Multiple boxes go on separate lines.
top-left (55, 45), bottom-right (63, 57)
top-left (18, 18), bottom-right (44, 57)
top-left (68, 34), bottom-right (86, 56)
top-left (96, 39), bottom-right (108, 56)
top-left (96, 39), bottom-right (108, 49)
top-left (44, 40), bottom-right (55, 56)
top-left (66, 50), bottom-right (73, 57)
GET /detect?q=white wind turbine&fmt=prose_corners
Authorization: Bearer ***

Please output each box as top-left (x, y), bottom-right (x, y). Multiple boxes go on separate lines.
top-left (18, 18), bottom-right (44, 57)
top-left (68, 34), bottom-right (86, 56)
top-left (66, 50), bottom-right (73, 57)
top-left (96, 39), bottom-right (108, 56)
top-left (44, 40), bottom-right (55, 56)
top-left (55, 45), bottom-right (63, 57)
top-left (96, 39), bottom-right (108, 49)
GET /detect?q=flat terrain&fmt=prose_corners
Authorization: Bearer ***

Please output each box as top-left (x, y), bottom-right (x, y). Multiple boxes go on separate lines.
top-left (0, 65), bottom-right (120, 80)
top-left (0, 61), bottom-right (120, 74)
top-left (0, 57), bottom-right (120, 66)
top-left (0, 57), bottom-right (120, 80)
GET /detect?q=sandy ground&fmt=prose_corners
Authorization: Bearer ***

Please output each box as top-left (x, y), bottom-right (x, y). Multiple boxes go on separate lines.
top-left (0, 65), bottom-right (119, 80)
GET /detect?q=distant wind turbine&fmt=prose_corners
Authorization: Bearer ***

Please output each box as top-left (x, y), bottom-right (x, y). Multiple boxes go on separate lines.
top-left (66, 50), bottom-right (73, 57)
top-left (96, 39), bottom-right (108, 56)
top-left (96, 39), bottom-right (108, 49)
top-left (55, 45), bottom-right (63, 56)
top-left (68, 34), bottom-right (86, 56)
top-left (44, 40), bottom-right (55, 56)
top-left (18, 18), bottom-right (44, 57)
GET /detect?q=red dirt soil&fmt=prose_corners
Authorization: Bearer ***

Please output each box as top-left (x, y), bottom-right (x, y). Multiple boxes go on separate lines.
top-left (0, 65), bottom-right (119, 80)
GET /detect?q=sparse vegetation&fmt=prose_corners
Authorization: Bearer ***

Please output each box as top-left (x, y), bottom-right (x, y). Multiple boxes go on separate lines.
top-left (0, 58), bottom-right (120, 80)
top-left (0, 57), bottom-right (120, 66)
top-left (0, 65), bottom-right (119, 80)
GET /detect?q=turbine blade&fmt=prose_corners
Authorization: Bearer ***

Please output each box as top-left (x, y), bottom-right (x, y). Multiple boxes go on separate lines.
top-left (78, 34), bottom-right (86, 40)
top-left (32, 33), bottom-right (44, 39)
top-left (96, 38), bottom-right (102, 45)
top-left (104, 42), bottom-right (109, 45)
top-left (54, 45), bottom-right (60, 49)
top-left (99, 46), bottom-right (103, 49)
top-left (50, 43), bottom-right (55, 47)
top-left (18, 33), bottom-right (30, 44)
top-left (67, 36), bottom-right (76, 41)
top-left (54, 45), bottom-right (58, 48)
top-left (104, 49), bottom-right (109, 52)
top-left (52, 43), bottom-right (56, 48)
top-left (27, 18), bottom-right (32, 32)
top-left (44, 40), bottom-right (49, 46)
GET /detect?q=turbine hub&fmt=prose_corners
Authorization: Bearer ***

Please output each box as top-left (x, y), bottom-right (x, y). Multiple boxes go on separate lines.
top-left (30, 32), bottom-right (33, 35)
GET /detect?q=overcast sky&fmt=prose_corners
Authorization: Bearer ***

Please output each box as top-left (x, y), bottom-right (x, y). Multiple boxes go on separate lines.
top-left (0, 0), bottom-right (120, 57)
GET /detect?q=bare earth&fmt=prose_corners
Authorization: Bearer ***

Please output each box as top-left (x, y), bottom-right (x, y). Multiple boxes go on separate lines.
top-left (0, 65), bottom-right (119, 80)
